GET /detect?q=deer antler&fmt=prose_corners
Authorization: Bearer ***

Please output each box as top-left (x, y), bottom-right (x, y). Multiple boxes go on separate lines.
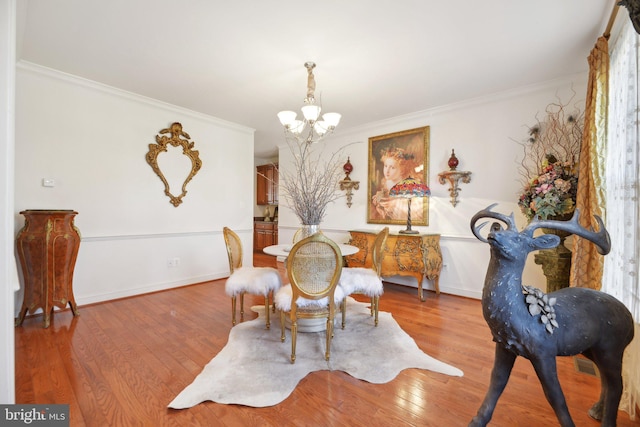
top-left (470, 203), bottom-right (517, 243)
top-left (523, 209), bottom-right (611, 255)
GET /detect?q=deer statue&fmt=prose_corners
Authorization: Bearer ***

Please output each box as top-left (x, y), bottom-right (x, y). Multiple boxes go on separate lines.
top-left (469, 205), bottom-right (634, 427)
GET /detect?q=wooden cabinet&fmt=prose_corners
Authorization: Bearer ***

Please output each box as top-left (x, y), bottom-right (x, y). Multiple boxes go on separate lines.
top-left (16, 210), bottom-right (81, 328)
top-left (346, 230), bottom-right (442, 302)
top-left (256, 164), bottom-right (278, 205)
top-left (254, 221), bottom-right (278, 251)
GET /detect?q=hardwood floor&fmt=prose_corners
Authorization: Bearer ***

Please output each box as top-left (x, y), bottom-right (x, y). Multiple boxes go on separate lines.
top-left (15, 253), bottom-right (640, 426)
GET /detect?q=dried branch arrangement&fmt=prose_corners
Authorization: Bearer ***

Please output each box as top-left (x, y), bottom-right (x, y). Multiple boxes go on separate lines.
top-left (278, 138), bottom-right (354, 225)
top-left (517, 93), bottom-right (584, 184)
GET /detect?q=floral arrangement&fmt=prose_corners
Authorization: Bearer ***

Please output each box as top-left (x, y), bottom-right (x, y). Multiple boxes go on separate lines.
top-left (516, 94), bottom-right (584, 221)
top-left (518, 154), bottom-right (578, 220)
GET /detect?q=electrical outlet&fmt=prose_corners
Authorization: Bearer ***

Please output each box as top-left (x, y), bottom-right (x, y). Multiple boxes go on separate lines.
top-left (167, 257), bottom-right (180, 268)
top-left (442, 263), bottom-right (448, 270)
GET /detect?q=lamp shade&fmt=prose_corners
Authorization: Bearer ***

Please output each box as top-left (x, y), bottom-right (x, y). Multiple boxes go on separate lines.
top-left (290, 120), bottom-right (305, 134)
top-left (277, 111), bottom-right (297, 126)
top-left (313, 121), bottom-right (328, 136)
top-left (322, 112), bottom-right (341, 128)
top-left (301, 104), bottom-right (321, 122)
top-left (389, 177), bottom-right (431, 198)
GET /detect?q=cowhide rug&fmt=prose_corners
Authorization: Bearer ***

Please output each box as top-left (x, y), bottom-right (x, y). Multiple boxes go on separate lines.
top-left (169, 297), bottom-right (463, 409)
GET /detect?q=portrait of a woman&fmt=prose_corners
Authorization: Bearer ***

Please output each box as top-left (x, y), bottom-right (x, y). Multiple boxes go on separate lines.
top-left (367, 127), bottom-right (429, 225)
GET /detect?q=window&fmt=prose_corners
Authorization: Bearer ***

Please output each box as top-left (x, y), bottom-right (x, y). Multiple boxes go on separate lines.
top-left (603, 18), bottom-right (640, 419)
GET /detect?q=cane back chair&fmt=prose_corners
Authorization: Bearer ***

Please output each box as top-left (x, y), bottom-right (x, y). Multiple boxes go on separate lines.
top-left (274, 233), bottom-right (344, 363)
top-left (223, 227), bottom-right (282, 329)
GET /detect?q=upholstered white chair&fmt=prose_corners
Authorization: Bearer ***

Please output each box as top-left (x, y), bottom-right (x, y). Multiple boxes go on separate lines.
top-left (223, 227), bottom-right (282, 329)
top-left (274, 233), bottom-right (344, 363)
top-left (339, 227), bottom-right (389, 326)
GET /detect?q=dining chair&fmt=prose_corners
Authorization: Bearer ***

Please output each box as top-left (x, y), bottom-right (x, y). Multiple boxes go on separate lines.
top-left (292, 228), bottom-right (303, 243)
top-left (223, 227), bottom-right (282, 329)
top-left (274, 233), bottom-right (344, 363)
top-left (339, 227), bottom-right (389, 326)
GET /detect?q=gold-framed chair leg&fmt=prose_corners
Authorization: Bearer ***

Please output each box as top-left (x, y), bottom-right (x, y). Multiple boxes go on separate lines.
top-left (239, 292), bottom-right (245, 322)
top-left (231, 295), bottom-right (237, 326)
top-left (325, 315), bottom-right (334, 361)
top-left (264, 294), bottom-right (271, 329)
top-left (272, 291), bottom-right (276, 313)
top-left (291, 319), bottom-right (297, 364)
top-left (341, 300), bottom-right (346, 329)
top-left (370, 297), bottom-right (375, 316)
top-left (280, 310), bottom-right (286, 342)
top-left (373, 296), bottom-right (380, 326)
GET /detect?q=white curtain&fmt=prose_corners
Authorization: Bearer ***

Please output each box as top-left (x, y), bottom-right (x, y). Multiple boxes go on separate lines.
top-left (603, 18), bottom-right (640, 419)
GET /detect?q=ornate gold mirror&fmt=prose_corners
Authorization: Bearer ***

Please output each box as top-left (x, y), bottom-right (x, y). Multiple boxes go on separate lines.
top-left (146, 122), bottom-right (202, 207)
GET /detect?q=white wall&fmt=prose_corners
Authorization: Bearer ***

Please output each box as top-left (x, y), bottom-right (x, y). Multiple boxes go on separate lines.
top-left (277, 73), bottom-right (589, 299)
top-left (14, 60), bottom-right (589, 309)
top-left (14, 62), bottom-right (255, 308)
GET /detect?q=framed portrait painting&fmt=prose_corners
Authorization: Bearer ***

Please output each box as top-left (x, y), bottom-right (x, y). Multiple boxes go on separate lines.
top-left (367, 126), bottom-right (430, 225)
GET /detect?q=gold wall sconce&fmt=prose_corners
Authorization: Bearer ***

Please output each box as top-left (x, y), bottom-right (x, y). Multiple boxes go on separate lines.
top-left (438, 149), bottom-right (471, 207)
top-left (339, 157), bottom-right (360, 208)
top-left (146, 122), bottom-right (202, 207)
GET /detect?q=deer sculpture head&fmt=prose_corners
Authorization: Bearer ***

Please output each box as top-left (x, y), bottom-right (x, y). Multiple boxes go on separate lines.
top-left (470, 203), bottom-right (610, 263)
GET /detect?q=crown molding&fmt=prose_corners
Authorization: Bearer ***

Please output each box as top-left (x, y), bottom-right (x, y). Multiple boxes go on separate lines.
top-left (16, 60), bottom-right (255, 135)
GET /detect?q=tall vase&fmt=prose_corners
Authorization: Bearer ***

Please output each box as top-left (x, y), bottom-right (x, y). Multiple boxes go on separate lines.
top-left (300, 224), bottom-right (320, 239)
top-left (533, 214), bottom-right (573, 293)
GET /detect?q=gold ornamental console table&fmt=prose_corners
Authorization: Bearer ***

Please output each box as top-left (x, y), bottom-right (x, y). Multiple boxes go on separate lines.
top-left (16, 210), bottom-right (81, 328)
top-left (346, 230), bottom-right (442, 301)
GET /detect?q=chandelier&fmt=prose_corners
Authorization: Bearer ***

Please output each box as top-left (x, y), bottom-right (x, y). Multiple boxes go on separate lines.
top-left (277, 62), bottom-right (341, 144)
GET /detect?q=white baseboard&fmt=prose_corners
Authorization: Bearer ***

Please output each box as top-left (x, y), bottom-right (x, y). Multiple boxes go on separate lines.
top-left (74, 273), bottom-right (227, 306)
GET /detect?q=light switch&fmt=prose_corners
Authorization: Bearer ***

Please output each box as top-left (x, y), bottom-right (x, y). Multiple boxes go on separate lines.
top-left (42, 178), bottom-right (55, 187)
